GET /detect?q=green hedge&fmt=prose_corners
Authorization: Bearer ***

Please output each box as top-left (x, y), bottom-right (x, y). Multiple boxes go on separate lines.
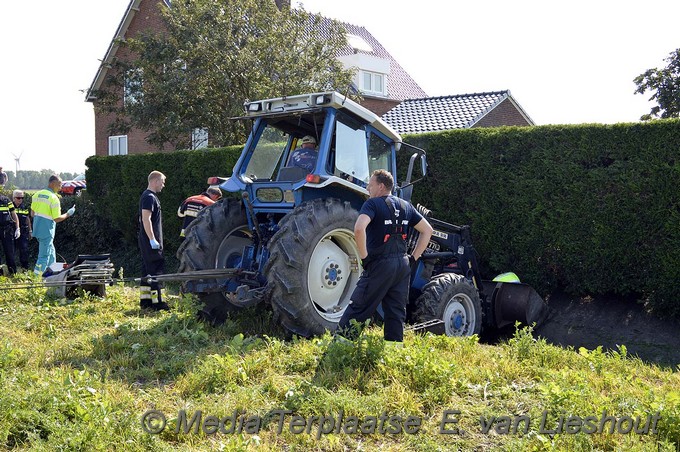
top-left (400, 119), bottom-right (680, 317)
top-left (81, 121), bottom-right (680, 317)
top-left (84, 146), bottom-right (242, 272)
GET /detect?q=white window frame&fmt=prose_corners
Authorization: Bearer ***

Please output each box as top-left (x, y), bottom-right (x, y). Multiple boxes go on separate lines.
top-left (361, 70), bottom-right (386, 96)
top-left (108, 135), bottom-right (128, 156)
top-left (191, 128), bottom-right (209, 150)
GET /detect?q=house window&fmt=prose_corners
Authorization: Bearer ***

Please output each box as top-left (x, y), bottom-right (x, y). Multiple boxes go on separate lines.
top-left (124, 69), bottom-right (143, 106)
top-left (192, 128), bottom-right (209, 149)
top-left (361, 70), bottom-right (385, 95)
top-left (108, 135), bottom-right (128, 156)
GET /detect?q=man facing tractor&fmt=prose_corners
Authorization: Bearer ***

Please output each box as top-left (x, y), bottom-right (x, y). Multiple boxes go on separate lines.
top-left (338, 169), bottom-right (433, 344)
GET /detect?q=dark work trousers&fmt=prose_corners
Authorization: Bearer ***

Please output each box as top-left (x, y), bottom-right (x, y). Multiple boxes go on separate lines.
top-left (1, 225), bottom-right (16, 275)
top-left (15, 231), bottom-right (29, 270)
top-left (338, 239), bottom-right (411, 342)
top-left (139, 235), bottom-right (165, 307)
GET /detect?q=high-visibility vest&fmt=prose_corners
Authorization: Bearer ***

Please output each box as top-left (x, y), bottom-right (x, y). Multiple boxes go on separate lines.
top-left (31, 189), bottom-right (61, 220)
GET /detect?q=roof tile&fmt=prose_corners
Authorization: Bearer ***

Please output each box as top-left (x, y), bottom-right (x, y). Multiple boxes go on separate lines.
top-left (382, 91), bottom-right (510, 134)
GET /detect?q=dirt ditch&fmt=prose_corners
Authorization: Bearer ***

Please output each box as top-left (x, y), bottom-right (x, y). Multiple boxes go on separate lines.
top-left (533, 291), bottom-right (680, 368)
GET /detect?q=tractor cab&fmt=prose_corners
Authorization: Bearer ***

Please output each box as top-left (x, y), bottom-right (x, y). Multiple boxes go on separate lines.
top-left (218, 92), bottom-right (419, 215)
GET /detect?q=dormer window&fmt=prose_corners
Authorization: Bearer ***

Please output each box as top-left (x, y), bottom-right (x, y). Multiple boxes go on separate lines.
top-left (362, 70), bottom-right (385, 96)
top-left (347, 34), bottom-right (373, 53)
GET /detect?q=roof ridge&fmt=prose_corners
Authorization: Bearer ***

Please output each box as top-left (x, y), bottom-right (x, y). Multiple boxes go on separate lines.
top-left (315, 14), bottom-right (367, 30)
top-left (403, 90), bottom-right (509, 102)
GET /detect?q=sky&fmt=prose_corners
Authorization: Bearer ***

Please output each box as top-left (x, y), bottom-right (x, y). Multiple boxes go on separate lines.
top-left (1, 0), bottom-right (678, 174)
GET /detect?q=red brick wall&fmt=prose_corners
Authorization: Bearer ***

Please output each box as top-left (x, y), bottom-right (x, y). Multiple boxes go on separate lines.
top-left (473, 98), bottom-right (532, 128)
top-left (93, 0), bottom-right (172, 156)
top-left (359, 97), bottom-right (401, 117)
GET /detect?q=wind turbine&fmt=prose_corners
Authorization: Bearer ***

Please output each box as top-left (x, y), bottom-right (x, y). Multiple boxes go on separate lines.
top-left (11, 152), bottom-right (22, 176)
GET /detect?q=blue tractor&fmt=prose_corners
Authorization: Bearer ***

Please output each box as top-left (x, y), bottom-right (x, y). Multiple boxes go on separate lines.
top-left (177, 92), bottom-right (546, 337)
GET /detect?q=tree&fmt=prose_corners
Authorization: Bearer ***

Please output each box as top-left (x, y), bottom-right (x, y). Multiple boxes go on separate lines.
top-left (634, 48), bottom-right (680, 120)
top-left (94, 0), bottom-right (355, 149)
top-left (7, 170), bottom-right (81, 190)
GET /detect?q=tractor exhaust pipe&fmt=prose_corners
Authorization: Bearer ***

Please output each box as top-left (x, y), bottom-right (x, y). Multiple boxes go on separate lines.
top-left (482, 281), bottom-right (549, 329)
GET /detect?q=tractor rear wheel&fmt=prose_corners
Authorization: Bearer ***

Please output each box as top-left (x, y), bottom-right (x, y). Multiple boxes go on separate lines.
top-left (177, 199), bottom-right (251, 324)
top-left (412, 273), bottom-right (482, 336)
top-left (265, 198), bottom-right (361, 337)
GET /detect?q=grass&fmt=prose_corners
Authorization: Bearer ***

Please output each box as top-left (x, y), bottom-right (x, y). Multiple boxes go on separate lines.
top-left (0, 279), bottom-right (678, 451)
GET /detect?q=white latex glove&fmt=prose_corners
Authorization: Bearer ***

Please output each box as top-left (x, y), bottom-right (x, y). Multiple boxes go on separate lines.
top-left (66, 206), bottom-right (76, 217)
top-left (149, 238), bottom-right (161, 249)
top-left (14, 228), bottom-right (20, 239)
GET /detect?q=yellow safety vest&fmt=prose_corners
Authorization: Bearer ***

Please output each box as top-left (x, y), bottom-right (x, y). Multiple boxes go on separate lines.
top-left (31, 189), bottom-right (61, 220)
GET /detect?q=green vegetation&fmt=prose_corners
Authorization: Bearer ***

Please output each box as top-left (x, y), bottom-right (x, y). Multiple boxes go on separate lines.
top-left (400, 119), bottom-right (680, 317)
top-left (84, 146), bottom-right (242, 269)
top-left (634, 48), bottom-right (680, 120)
top-left (6, 170), bottom-right (81, 190)
top-left (0, 284), bottom-right (678, 450)
top-left (84, 119), bottom-right (680, 317)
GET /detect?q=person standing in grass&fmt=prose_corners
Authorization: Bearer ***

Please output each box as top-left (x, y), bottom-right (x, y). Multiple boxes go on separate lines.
top-left (31, 175), bottom-right (75, 275)
top-left (337, 169), bottom-right (433, 344)
top-left (12, 190), bottom-right (31, 271)
top-left (139, 170), bottom-right (168, 311)
top-left (0, 191), bottom-right (19, 275)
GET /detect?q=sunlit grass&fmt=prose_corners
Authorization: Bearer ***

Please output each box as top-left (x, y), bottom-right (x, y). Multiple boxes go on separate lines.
top-left (0, 283), bottom-right (678, 450)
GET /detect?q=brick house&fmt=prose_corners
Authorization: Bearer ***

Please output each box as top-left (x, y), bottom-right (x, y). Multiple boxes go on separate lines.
top-left (85, 0), bottom-right (427, 157)
top-left (382, 91), bottom-right (534, 135)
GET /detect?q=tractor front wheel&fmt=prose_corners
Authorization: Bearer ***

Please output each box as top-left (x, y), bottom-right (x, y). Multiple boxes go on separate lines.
top-left (412, 273), bottom-right (482, 336)
top-left (265, 198), bottom-right (361, 337)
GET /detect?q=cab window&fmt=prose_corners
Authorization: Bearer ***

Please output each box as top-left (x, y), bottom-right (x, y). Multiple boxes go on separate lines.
top-left (244, 125), bottom-right (289, 180)
top-left (368, 132), bottom-right (392, 176)
top-left (335, 116), bottom-right (369, 183)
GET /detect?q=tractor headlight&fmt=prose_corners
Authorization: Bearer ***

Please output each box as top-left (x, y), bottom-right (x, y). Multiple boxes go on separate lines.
top-left (247, 102), bottom-right (262, 112)
top-left (315, 94), bottom-right (331, 105)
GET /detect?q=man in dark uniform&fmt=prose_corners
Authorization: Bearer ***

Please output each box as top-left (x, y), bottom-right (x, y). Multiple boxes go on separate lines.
top-left (12, 190), bottom-right (31, 270)
top-left (139, 170), bottom-right (168, 310)
top-left (338, 169), bottom-right (433, 344)
top-left (0, 192), bottom-right (19, 275)
top-left (177, 186), bottom-right (222, 238)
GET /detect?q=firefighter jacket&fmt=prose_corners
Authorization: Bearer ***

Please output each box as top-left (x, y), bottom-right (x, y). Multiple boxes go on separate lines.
top-left (177, 193), bottom-right (215, 237)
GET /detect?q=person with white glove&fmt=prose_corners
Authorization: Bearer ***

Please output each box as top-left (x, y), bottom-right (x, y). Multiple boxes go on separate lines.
top-left (31, 175), bottom-right (76, 275)
top-left (139, 171), bottom-right (169, 311)
top-left (12, 190), bottom-right (31, 270)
